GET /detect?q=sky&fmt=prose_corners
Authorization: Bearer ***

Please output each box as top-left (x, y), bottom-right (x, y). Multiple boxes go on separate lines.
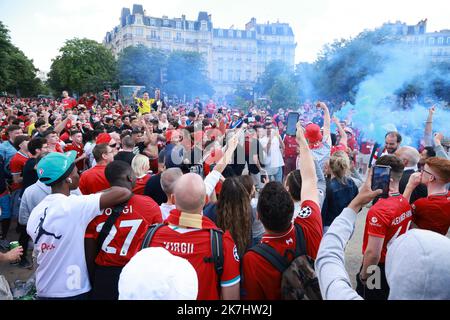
top-left (0, 0), bottom-right (449, 72)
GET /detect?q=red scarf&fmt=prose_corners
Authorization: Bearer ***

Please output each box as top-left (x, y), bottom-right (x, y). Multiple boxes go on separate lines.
top-left (166, 209), bottom-right (218, 230)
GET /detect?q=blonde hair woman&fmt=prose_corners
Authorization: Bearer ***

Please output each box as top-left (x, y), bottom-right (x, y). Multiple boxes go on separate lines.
top-left (321, 151), bottom-right (359, 233)
top-left (131, 154), bottom-right (152, 195)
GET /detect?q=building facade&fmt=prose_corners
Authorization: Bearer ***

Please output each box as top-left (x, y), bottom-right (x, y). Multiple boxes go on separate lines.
top-left (384, 19), bottom-right (450, 62)
top-left (104, 4), bottom-right (296, 97)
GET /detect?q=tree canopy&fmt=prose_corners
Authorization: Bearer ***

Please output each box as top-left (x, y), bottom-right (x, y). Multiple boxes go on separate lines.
top-left (0, 21), bottom-right (42, 97)
top-left (48, 38), bottom-right (117, 95)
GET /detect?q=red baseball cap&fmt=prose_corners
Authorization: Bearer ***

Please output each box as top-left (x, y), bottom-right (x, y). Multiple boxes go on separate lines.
top-left (304, 123), bottom-right (323, 145)
top-left (96, 133), bottom-right (112, 145)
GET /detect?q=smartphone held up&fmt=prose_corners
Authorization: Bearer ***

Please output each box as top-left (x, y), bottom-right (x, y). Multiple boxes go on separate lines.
top-left (371, 165), bottom-right (391, 199)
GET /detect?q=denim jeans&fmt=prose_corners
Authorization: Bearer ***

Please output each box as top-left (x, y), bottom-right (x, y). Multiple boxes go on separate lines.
top-left (0, 194), bottom-right (11, 220)
top-left (268, 167), bottom-right (283, 183)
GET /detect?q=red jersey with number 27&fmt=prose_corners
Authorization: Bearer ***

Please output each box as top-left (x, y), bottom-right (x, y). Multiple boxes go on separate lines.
top-left (85, 195), bottom-right (162, 267)
top-left (362, 195), bottom-right (412, 263)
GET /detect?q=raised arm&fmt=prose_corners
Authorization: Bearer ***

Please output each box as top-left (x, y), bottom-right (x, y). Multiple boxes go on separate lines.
top-left (318, 102), bottom-right (331, 145)
top-left (332, 117), bottom-right (348, 148)
top-left (204, 129), bottom-right (243, 197)
top-left (403, 172), bottom-right (422, 203)
top-left (99, 186), bottom-right (133, 210)
top-left (433, 133), bottom-right (450, 160)
top-left (296, 122), bottom-right (319, 205)
top-left (424, 106), bottom-right (435, 147)
top-left (54, 115), bottom-right (71, 134)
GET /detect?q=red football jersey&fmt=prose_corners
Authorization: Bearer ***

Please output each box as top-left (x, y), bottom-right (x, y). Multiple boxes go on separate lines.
top-left (132, 174), bottom-right (151, 195)
top-left (79, 165), bottom-right (110, 195)
top-left (9, 151), bottom-right (29, 191)
top-left (147, 225), bottom-right (240, 300)
top-left (62, 97), bottom-right (77, 110)
top-left (412, 192), bottom-right (450, 235)
top-left (85, 195), bottom-right (162, 267)
top-left (283, 135), bottom-right (298, 158)
top-left (242, 200), bottom-right (323, 300)
top-left (64, 143), bottom-right (85, 171)
top-left (362, 195), bottom-right (413, 263)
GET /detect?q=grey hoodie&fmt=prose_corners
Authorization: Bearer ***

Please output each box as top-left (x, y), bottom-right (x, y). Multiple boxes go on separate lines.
top-left (315, 208), bottom-right (450, 300)
top-left (19, 181), bottom-right (82, 225)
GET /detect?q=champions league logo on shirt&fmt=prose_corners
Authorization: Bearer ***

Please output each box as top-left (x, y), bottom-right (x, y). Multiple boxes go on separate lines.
top-left (298, 206), bottom-right (312, 219)
top-left (233, 245), bottom-right (239, 262)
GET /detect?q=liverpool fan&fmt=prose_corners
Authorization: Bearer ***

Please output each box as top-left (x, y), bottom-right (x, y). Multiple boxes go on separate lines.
top-left (114, 135), bottom-right (136, 165)
top-left (356, 155), bottom-right (412, 300)
top-left (396, 146), bottom-right (427, 203)
top-left (144, 150), bottom-right (168, 205)
top-left (433, 132), bottom-right (450, 160)
top-left (159, 168), bottom-right (183, 220)
top-left (85, 160), bottom-right (162, 300)
top-left (242, 122), bottom-right (323, 300)
top-left (315, 172), bottom-right (450, 300)
top-left (61, 90), bottom-right (77, 111)
top-left (0, 125), bottom-right (22, 168)
top-left (26, 151), bottom-right (132, 300)
top-left (19, 153), bottom-right (81, 269)
top-left (79, 144), bottom-right (114, 195)
top-left (282, 129), bottom-right (298, 179)
top-left (43, 130), bottom-right (63, 153)
top-left (131, 155), bottom-right (152, 195)
top-left (141, 173), bottom-right (241, 300)
top-left (22, 137), bottom-right (49, 191)
top-left (299, 102), bottom-right (331, 172)
top-left (215, 178), bottom-right (252, 259)
top-left (321, 151), bottom-right (359, 233)
top-left (9, 135), bottom-right (30, 192)
top-left (64, 130), bottom-right (86, 172)
top-left (404, 157), bottom-right (450, 235)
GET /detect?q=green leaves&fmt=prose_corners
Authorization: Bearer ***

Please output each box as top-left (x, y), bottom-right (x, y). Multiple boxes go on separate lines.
top-left (48, 38), bottom-right (117, 95)
top-left (0, 21), bottom-right (41, 96)
top-left (117, 47), bottom-right (213, 99)
top-left (255, 60), bottom-right (299, 109)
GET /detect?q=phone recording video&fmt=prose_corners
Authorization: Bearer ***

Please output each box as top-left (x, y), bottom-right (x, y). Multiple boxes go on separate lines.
top-left (371, 165), bottom-right (391, 199)
top-left (286, 112), bottom-right (300, 136)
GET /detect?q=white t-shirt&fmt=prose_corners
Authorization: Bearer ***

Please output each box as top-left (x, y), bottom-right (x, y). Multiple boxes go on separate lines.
top-left (260, 135), bottom-right (285, 170)
top-left (160, 203), bottom-right (176, 220)
top-left (26, 192), bottom-right (102, 298)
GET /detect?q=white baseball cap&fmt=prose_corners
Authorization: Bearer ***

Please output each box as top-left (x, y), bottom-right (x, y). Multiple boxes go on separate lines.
top-left (118, 247), bottom-right (198, 300)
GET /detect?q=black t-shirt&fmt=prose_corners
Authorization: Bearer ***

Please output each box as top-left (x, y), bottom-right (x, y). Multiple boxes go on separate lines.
top-left (121, 124), bottom-right (132, 131)
top-left (134, 142), bottom-right (146, 154)
top-left (22, 158), bottom-right (38, 192)
top-left (194, 102), bottom-right (203, 113)
top-left (246, 140), bottom-right (264, 174)
top-left (143, 173), bottom-right (167, 205)
top-left (114, 151), bottom-right (135, 166)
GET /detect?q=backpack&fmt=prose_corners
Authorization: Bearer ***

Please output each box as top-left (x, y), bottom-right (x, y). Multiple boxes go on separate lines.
top-left (249, 223), bottom-right (322, 300)
top-left (140, 224), bottom-right (224, 283)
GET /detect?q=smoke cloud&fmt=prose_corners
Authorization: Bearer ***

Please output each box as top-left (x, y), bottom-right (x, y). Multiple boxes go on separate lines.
top-left (334, 42), bottom-right (450, 147)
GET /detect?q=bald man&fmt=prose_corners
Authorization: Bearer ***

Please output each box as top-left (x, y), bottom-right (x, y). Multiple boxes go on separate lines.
top-left (396, 146), bottom-right (427, 203)
top-left (141, 173), bottom-right (241, 300)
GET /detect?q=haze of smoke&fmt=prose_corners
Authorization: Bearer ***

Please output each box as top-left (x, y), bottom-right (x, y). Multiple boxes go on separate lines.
top-left (335, 42), bottom-right (450, 146)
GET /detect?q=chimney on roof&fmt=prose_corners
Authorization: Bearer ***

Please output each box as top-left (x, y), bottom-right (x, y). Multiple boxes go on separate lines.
top-left (132, 4), bottom-right (144, 15)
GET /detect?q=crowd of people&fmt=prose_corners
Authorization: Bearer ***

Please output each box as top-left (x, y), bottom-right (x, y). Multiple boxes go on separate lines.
top-left (0, 90), bottom-right (449, 300)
